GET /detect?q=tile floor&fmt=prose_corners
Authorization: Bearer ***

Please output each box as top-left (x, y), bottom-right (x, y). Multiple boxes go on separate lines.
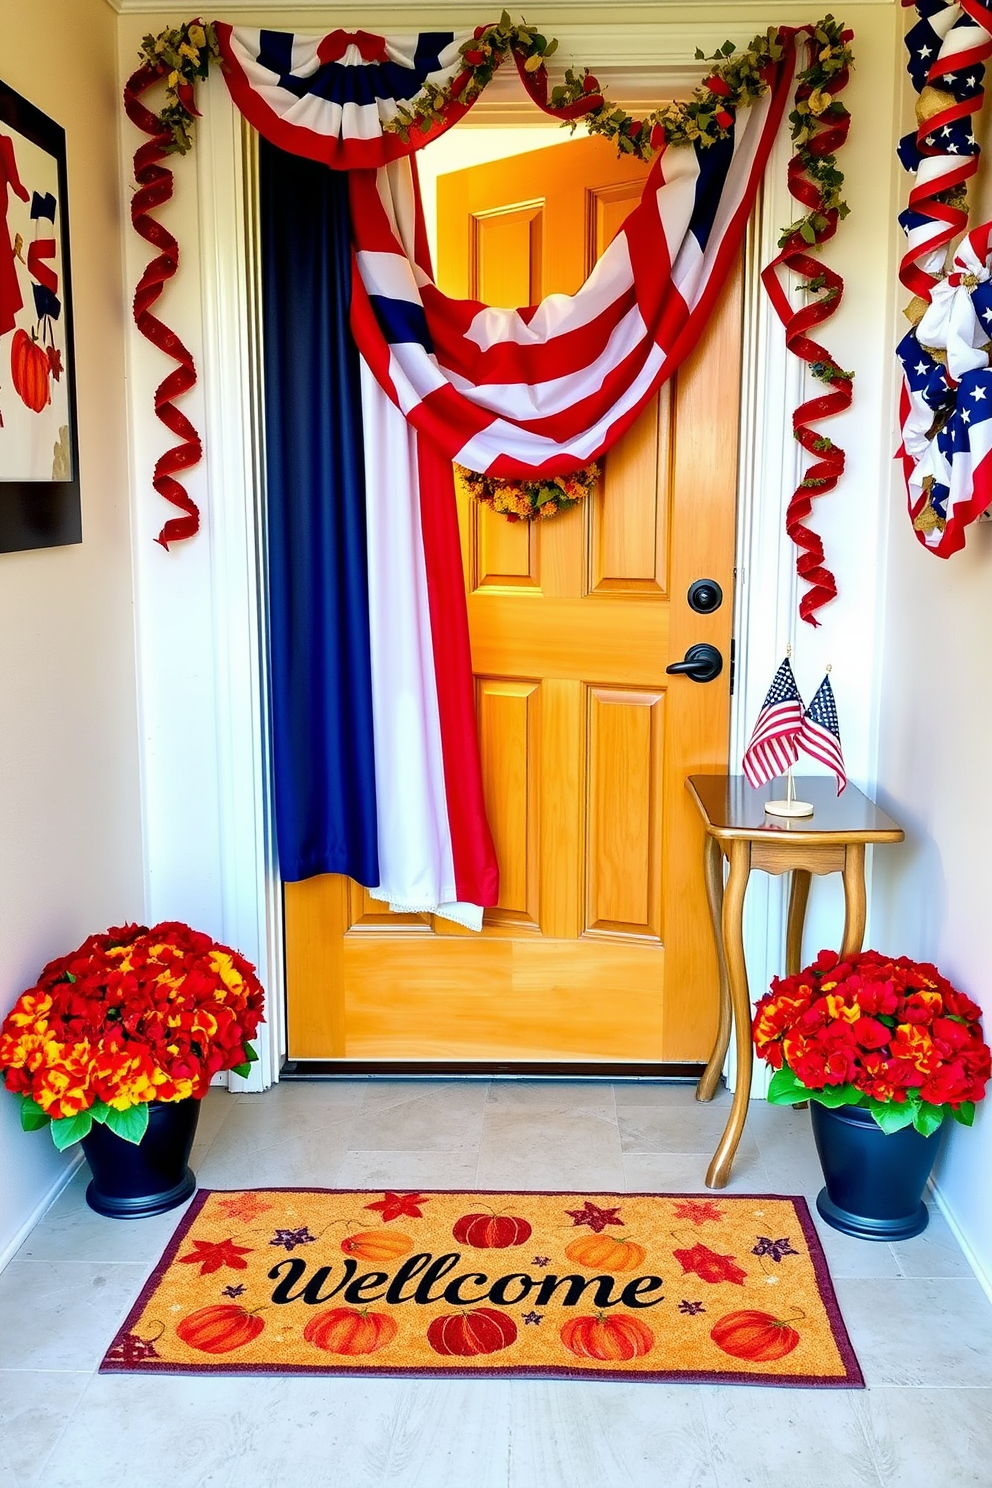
top-left (2, 1078), bottom-right (992, 1488)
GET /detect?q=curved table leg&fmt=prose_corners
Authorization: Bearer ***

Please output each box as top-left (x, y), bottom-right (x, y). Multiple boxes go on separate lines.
top-left (841, 842), bottom-right (867, 957)
top-left (697, 833), bottom-right (731, 1103)
top-left (705, 838), bottom-right (752, 1189)
top-left (786, 869), bottom-right (811, 977)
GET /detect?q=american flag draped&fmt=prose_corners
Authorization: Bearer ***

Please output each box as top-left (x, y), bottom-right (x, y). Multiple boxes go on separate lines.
top-left (742, 658), bottom-right (804, 789)
top-left (797, 673), bottom-right (847, 793)
top-left (125, 23), bottom-right (840, 925)
top-left (897, 2), bottom-right (992, 555)
top-left (216, 24), bottom-right (804, 922)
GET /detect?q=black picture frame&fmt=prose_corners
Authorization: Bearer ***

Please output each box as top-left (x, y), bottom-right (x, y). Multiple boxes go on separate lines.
top-left (0, 79), bottom-right (81, 552)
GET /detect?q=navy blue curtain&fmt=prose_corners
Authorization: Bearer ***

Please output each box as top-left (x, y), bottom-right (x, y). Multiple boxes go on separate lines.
top-left (259, 138), bottom-right (379, 884)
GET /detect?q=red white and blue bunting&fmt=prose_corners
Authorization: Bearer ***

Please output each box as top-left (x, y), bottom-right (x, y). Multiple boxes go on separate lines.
top-left (124, 19), bottom-right (854, 920)
top-left (898, 0), bottom-right (992, 553)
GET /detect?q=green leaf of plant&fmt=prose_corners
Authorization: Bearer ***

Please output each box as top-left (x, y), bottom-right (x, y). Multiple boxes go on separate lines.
top-left (800, 220), bottom-right (817, 244)
top-left (51, 1110), bottom-right (94, 1150)
top-left (88, 1099), bottom-right (111, 1124)
top-left (952, 1100), bottom-right (975, 1127)
top-left (20, 1094), bottom-right (51, 1132)
top-left (766, 1067), bottom-right (809, 1105)
top-left (913, 1102), bottom-right (945, 1138)
top-left (245, 1042), bottom-right (260, 1064)
top-left (808, 1083), bottom-right (861, 1109)
top-left (104, 1103), bottom-right (150, 1145)
top-left (867, 1099), bottom-right (916, 1135)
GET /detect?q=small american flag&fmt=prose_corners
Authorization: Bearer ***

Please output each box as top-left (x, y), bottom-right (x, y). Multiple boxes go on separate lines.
top-left (742, 658), bottom-right (804, 788)
top-left (797, 673), bottom-right (847, 793)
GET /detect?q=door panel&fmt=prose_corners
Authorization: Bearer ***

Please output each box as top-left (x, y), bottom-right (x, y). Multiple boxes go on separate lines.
top-left (284, 133), bottom-right (740, 1065)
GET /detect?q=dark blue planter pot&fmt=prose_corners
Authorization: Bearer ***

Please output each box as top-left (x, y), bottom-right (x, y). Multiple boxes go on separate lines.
top-left (810, 1101), bottom-right (945, 1241)
top-left (80, 1098), bottom-right (200, 1219)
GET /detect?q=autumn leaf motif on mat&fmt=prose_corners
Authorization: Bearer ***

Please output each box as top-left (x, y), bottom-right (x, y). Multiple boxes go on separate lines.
top-left (364, 1192), bottom-right (431, 1222)
top-left (269, 1227), bottom-right (317, 1252)
top-left (672, 1242), bottom-right (747, 1286)
top-left (215, 1193), bottom-right (273, 1224)
top-left (564, 1200), bottom-right (624, 1233)
top-left (751, 1236), bottom-right (799, 1263)
top-left (105, 1330), bottom-right (161, 1365)
top-left (672, 1199), bottom-right (724, 1225)
top-left (99, 1189), bottom-right (863, 1387)
top-left (177, 1238), bottom-right (254, 1275)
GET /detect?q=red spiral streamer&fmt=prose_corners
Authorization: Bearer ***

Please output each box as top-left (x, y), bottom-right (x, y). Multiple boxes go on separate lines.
top-left (762, 42), bottom-right (853, 626)
top-left (123, 61), bottom-right (203, 548)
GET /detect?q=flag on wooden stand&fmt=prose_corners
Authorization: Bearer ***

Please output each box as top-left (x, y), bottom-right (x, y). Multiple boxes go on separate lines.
top-left (742, 658), bottom-right (804, 788)
top-left (797, 673), bottom-right (847, 793)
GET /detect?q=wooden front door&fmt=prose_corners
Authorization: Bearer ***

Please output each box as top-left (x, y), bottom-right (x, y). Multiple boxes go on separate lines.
top-left (285, 134), bottom-right (741, 1066)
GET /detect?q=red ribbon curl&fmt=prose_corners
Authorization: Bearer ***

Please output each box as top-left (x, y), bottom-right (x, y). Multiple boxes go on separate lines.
top-left (124, 61), bottom-right (203, 549)
top-left (761, 45), bottom-right (853, 626)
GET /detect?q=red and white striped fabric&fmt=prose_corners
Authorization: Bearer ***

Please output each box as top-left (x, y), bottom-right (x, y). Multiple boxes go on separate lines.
top-left (216, 24), bottom-right (476, 169)
top-left (742, 657), bottom-right (804, 789)
top-left (210, 22), bottom-right (805, 922)
top-left (346, 53), bottom-right (798, 477)
top-left (359, 360), bottom-right (497, 926)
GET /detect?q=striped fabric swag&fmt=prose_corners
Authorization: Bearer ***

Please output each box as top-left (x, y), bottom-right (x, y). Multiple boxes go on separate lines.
top-left (232, 24), bottom-right (803, 923)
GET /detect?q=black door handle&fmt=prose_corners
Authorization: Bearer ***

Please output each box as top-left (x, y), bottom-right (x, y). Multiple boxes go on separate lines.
top-left (665, 643), bottom-right (723, 683)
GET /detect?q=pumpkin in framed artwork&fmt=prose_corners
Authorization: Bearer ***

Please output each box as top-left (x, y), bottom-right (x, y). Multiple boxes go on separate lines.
top-left (10, 328), bottom-right (51, 411)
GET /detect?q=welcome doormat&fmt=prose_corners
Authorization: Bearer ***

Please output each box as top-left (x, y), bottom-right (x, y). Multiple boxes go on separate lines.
top-left (101, 1188), bottom-right (863, 1387)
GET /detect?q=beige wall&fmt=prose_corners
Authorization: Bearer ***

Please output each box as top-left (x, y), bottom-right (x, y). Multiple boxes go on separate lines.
top-left (0, 0), bottom-right (143, 1260)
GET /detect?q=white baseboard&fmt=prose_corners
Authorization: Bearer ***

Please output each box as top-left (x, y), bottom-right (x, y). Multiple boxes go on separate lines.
top-left (0, 1151), bottom-right (84, 1274)
top-left (929, 1178), bottom-right (992, 1308)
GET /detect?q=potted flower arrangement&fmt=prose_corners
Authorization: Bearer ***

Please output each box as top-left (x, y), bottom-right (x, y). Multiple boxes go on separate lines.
top-left (753, 948), bottom-right (990, 1240)
top-left (0, 922), bottom-right (264, 1218)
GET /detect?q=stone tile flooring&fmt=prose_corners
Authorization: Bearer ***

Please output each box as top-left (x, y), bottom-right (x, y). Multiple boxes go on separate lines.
top-left (2, 1078), bottom-right (992, 1488)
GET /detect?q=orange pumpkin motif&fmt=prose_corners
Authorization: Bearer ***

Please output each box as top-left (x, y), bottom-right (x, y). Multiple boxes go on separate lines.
top-left (176, 1303), bottom-right (264, 1354)
top-left (564, 1234), bottom-right (647, 1272)
top-left (709, 1310), bottom-right (801, 1362)
top-left (340, 1229), bottom-right (414, 1262)
top-left (10, 329), bottom-right (51, 413)
top-left (560, 1312), bottom-right (655, 1362)
top-left (303, 1306), bottom-right (397, 1355)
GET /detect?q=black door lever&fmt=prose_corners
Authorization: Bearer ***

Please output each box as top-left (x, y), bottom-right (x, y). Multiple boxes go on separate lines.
top-left (665, 643), bottom-right (723, 683)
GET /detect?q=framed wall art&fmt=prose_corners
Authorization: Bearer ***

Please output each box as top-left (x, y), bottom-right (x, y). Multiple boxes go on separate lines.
top-left (0, 78), bottom-right (80, 553)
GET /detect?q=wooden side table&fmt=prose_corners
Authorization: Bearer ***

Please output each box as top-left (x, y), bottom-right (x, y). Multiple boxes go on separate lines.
top-left (686, 774), bottom-right (904, 1189)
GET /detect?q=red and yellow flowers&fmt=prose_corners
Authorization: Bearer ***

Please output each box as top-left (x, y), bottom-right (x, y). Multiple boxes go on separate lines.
top-left (0, 922), bottom-right (264, 1149)
top-left (754, 949), bottom-right (990, 1134)
top-left (457, 462), bottom-right (598, 523)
